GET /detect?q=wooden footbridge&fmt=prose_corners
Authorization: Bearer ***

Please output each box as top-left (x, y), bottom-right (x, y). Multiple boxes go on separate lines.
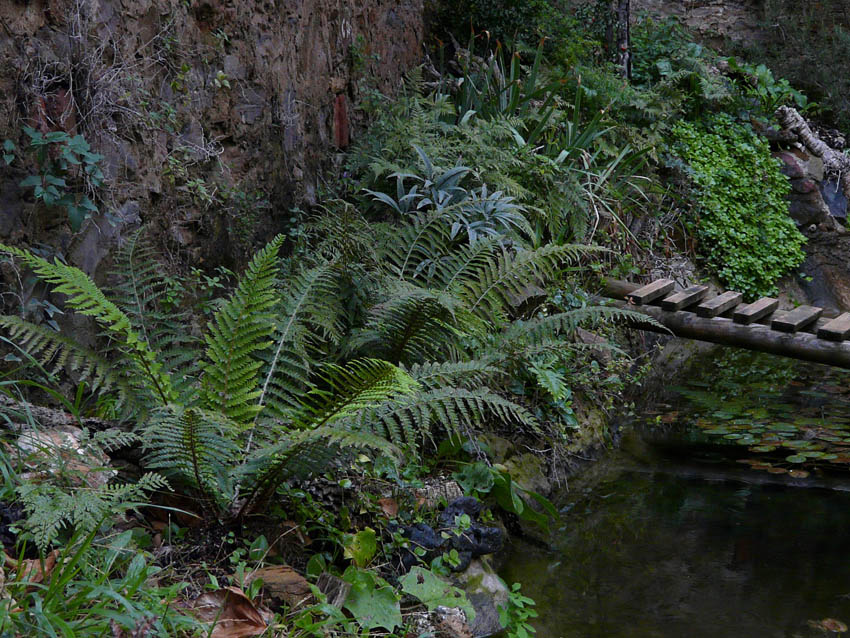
top-left (603, 279), bottom-right (850, 369)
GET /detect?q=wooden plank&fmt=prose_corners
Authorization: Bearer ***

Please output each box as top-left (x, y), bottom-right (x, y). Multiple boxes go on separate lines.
top-left (772, 305), bottom-right (823, 333)
top-left (818, 312), bottom-right (850, 341)
top-left (661, 285), bottom-right (709, 311)
top-left (733, 297), bottom-right (779, 325)
top-left (696, 291), bottom-right (743, 318)
top-left (626, 279), bottom-right (675, 305)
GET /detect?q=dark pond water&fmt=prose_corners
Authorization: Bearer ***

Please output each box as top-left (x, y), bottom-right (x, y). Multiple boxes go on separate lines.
top-left (501, 349), bottom-right (850, 638)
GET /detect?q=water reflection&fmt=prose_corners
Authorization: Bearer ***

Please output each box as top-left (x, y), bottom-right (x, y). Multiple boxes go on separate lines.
top-left (502, 351), bottom-right (850, 638)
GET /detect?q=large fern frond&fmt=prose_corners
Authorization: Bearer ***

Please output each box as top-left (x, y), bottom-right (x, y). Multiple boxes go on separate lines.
top-left (291, 358), bottom-right (418, 430)
top-left (200, 235), bottom-right (284, 426)
top-left (347, 286), bottom-right (470, 365)
top-left (0, 243), bottom-right (175, 404)
top-left (496, 305), bottom-right (666, 346)
top-left (456, 243), bottom-right (604, 324)
top-left (143, 406), bottom-right (238, 500)
top-left (254, 263), bottom-right (342, 423)
top-left (363, 385), bottom-right (539, 449)
top-left (0, 315), bottom-right (137, 407)
top-left (109, 230), bottom-right (199, 397)
top-left (404, 359), bottom-right (501, 390)
top-left (239, 426), bottom-right (400, 514)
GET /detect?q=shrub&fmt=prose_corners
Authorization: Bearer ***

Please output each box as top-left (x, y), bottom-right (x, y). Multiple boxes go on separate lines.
top-left (671, 114), bottom-right (806, 298)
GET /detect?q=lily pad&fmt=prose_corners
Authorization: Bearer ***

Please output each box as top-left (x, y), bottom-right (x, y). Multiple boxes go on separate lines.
top-left (770, 423), bottom-right (799, 432)
top-left (788, 469), bottom-right (810, 479)
top-left (783, 440), bottom-right (815, 450)
top-left (750, 445), bottom-right (777, 453)
top-left (786, 454), bottom-right (808, 463)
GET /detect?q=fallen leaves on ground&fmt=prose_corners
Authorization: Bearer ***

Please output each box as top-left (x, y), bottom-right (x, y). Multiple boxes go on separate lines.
top-left (191, 586), bottom-right (273, 638)
top-left (242, 565), bottom-right (313, 610)
top-left (4, 549), bottom-right (60, 585)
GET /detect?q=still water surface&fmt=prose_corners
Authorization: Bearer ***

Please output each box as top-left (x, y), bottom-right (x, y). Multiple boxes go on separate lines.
top-left (502, 350), bottom-right (850, 638)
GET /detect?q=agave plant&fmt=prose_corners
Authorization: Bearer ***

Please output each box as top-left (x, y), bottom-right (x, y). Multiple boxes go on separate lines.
top-left (365, 146), bottom-right (531, 243)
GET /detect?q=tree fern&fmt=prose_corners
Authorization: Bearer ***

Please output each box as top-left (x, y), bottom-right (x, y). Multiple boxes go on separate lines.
top-left (200, 235), bottom-right (284, 426)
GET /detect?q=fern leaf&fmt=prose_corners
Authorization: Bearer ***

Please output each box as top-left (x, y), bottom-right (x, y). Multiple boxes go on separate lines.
top-left (143, 406), bottom-right (238, 500)
top-left (200, 235), bottom-right (284, 426)
top-left (347, 286), bottom-right (470, 365)
top-left (292, 358), bottom-right (419, 430)
top-left (0, 243), bottom-right (176, 405)
top-left (254, 263), bottom-right (341, 422)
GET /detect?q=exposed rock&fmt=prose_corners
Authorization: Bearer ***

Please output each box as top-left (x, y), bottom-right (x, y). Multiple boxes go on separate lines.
top-left (15, 425), bottom-right (116, 489)
top-left (821, 179), bottom-right (848, 220)
top-left (407, 606), bottom-right (474, 638)
top-left (396, 497), bottom-right (505, 573)
top-left (0, 0), bottom-right (424, 285)
top-left (503, 453), bottom-right (551, 497)
top-left (774, 151), bottom-right (831, 226)
top-left (453, 557), bottom-right (510, 638)
top-left (795, 232), bottom-right (850, 312)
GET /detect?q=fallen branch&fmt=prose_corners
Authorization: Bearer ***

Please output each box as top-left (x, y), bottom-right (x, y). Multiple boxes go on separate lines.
top-left (775, 106), bottom-right (850, 199)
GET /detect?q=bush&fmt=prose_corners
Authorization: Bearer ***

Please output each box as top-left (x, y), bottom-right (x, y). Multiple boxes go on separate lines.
top-left (671, 114), bottom-right (806, 299)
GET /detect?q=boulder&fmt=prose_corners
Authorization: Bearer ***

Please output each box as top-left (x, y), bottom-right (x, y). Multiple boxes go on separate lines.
top-left (503, 453), bottom-right (551, 497)
top-left (453, 557), bottom-right (510, 638)
top-left (16, 425), bottom-right (116, 489)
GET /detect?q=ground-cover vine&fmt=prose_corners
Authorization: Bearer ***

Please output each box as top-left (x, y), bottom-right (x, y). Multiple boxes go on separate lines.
top-left (671, 114), bottom-right (806, 299)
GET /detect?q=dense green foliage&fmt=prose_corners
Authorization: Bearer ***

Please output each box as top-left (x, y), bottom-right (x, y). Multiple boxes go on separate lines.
top-left (672, 115), bottom-right (805, 298)
top-left (0, 0), bottom-right (834, 634)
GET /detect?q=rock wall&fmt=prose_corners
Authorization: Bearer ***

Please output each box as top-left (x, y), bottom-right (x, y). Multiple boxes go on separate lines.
top-left (0, 0), bottom-right (424, 284)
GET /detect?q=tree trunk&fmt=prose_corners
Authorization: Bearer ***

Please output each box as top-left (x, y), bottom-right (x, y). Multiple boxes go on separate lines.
top-left (776, 106), bottom-right (850, 200)
top-left (614, 0), bottom-right (631, 79)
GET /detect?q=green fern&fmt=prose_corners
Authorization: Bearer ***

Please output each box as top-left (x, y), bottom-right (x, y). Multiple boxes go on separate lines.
top-left (144, 406), bottom-right (238, 501)
top-left (17, 472), bottom-right (168, 551)
top-left (0, 243), bottom-right (176, 405)
top-left (200, 235), bottom-right (284, 426)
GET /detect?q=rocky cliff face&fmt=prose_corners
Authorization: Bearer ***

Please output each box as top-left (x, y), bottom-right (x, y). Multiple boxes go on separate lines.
top-left (0, 0), bottom-right (423, 283)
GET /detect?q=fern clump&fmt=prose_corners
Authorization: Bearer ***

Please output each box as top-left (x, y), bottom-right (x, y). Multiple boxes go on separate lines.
top-left (0, 234), bottom-right (419, 519)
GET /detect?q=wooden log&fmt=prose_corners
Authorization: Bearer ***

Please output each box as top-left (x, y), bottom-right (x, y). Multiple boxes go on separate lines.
top-left (626, 279), bottom-right (674, 305)
top-left (696, 291), bottom-right (743, 318)
top-left (818, 312), bottom-right (850, 341)
top-left (661, 285), bottom-right (708, 311)
top-left (613, 301), bottom-right (850, 369)
top-left (600, 278), bottom-right (639, 300)
top-left (772, 305), bottom-right (823, 333)
top-left (733, 297), bottom-right (778, 325)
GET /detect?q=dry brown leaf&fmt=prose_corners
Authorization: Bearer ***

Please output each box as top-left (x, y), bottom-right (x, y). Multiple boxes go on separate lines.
top-left (191, 586), bottom-right (273, 638)
top-left (808, 618), bottom-right (848, 633)
top-left (378, 497), bottom-right (399, 519)
top-left (243, 565), bottom-right (313, 609)
top-left (279, 520), bottom-right (311, 546)
top-left (8, 549), bottom-right (60, 585)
